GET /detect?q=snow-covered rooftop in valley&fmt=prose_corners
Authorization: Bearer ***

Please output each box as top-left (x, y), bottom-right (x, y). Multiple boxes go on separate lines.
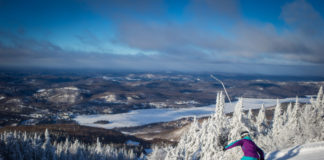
top-left (74, 97), bottom-right (310, 129)
top-left (266, 141), bottom-right (324, 160)
top-left (126, 140), bottom-right (140, 146)
top-left (37, 89), bottom-right (46, 93)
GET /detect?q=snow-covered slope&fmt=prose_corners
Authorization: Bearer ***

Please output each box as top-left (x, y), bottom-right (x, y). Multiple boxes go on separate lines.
top-left (266, 141), bottom-right (324, 160)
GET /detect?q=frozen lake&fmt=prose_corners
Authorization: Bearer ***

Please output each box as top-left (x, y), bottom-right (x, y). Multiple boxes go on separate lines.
top-left (74, 97), bottom-right (310, 129)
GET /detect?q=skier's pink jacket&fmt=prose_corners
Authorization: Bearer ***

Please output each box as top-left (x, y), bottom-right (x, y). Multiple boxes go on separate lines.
top-left (225, 136), bottom-right (264, 160)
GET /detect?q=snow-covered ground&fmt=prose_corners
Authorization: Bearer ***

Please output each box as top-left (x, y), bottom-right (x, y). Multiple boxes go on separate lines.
top-left (74, 97), bottom-right (310, 129)
top-left (266, 141), bottom-right (324, 160)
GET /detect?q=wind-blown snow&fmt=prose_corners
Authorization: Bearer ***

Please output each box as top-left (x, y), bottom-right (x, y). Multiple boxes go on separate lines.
top-left (74, 97), bottom-right (310, 129)
top-left (266, 141), bottom-right (324, 160)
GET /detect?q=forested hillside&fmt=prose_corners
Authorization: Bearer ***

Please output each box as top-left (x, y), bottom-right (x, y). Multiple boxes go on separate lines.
top-left (149, 87), bottom-right (324, 160)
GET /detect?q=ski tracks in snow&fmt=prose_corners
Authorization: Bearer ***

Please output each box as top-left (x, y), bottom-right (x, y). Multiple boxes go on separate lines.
top-left (266, 141), bottom-right (324, 160)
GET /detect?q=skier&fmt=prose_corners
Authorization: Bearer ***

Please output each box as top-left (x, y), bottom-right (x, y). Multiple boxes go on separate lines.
top-left (224, 131), bottom-right (264, 160)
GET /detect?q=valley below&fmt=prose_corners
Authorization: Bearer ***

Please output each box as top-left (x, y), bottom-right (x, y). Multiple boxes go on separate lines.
top-left (0, 70), bottom-right (323, 149)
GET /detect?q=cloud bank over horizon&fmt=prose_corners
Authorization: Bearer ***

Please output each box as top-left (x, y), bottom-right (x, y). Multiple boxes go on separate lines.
top-left (0, 0), bottom-right (324, 76)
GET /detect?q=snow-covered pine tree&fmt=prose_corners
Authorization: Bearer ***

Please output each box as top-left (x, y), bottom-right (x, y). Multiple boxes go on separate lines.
top-left (254, 104), bottom-right (273, 151)
top-left (272, 99), bottom-right (282, 133)
top-left (21, 131), bottom-right (33, 159)
top-left (271, 99), bottom-right (287, 148)
top-left (215, 92), bottom-right (225, 121)
top-left (229, 98), bottom-right (243, 137)
top-left (286, 102), bottom-right (293, 122)
top-left (312, 86), bottom-right (324, 140)
top-left (283, 97), bottom-right (303, 147)
top-left (162, 92), bottom-right (230, 160)
top-left (322, 89), bottom-right (324, 106)
top-left (256, 104), bottom-right (268, 135)
top-left (200, 92), bottom-right (229, 159)
top-left (42, 129), bottom-right (56, 160)
top-left (0, 130), bottom-right (143, 160)
top-left (164, 115), bottom-right (199, 159)
top-left (245, 108), bottom-right (258, 136)
top-left (213, 92), bottom-right (228, 147)
top-left (316, 86), bottom-right (323, 106)
top-left (228, 98), bottom-right (249, 140)
top-left (317, 86), bottom-right (324, 124)
top-left (225, 98), bottom-right (250, 160)
top-left (95, 137), bottom-right (102, 154)
top-left (302, 103), bottom-right (318, 141)
top-left (247, 109), bottom-right (253, 123)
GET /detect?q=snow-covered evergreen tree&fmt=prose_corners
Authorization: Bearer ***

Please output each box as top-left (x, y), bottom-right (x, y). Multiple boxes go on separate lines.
top-left (312, 86), bottom-right (324, 139)
top-left (162, 92), bottom-right (230, 160)
top-left (302, 103), bottom-right (318, 141)
top-left (247, 109), bottom-right (253, 123)
top-left (228, 98), bottom-right (248, 141)
top-left (316, 86), bottom-right (323, 106)
top-left (285, 102), bottom-right (293, 123)
top-left (290, 98), bottom-right (303, 142)
top-left (42, 129), bottom-right (56, 160)
top-left (0, 129), bottom-right (141, 160)
top-left (256, 104), bottom-right (268, 135)
top-left (272, 100), bottom-right (282, 136)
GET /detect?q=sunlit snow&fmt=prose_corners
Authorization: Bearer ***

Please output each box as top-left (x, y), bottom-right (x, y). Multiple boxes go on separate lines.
top-left (266, 141), bottom-right (324, 160)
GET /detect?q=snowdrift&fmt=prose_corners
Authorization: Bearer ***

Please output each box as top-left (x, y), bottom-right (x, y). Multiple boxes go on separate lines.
top-left (266, 141), bottom-right (324, 160)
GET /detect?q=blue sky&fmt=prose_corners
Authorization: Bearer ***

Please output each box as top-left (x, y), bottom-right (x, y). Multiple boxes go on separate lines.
top-left (0, 0), bottom-right (324, 76)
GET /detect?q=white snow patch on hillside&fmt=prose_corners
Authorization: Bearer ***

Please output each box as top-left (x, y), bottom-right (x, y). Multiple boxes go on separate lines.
top-left (62, 86), bottom-right (79, 90)
top-left (74, 97), bottom-right (310, 129)
top-left (266, 141), bottom-right (324, 160)
top-left (101, 94), bottom-right (117, 102)
top-left (149, 102), bottom-right (169, 108)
